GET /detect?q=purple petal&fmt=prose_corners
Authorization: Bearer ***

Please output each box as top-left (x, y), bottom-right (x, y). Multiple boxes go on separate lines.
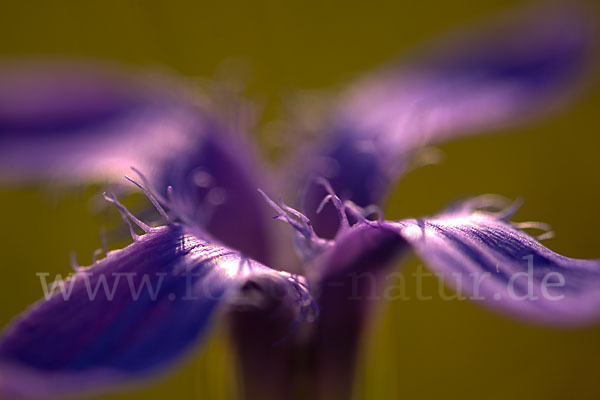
top-left (0, 225), bottom-right (309, 398)
top-left (387, 211), bottom-right (600, 325)
top-left (302, 6), bottom-right (593, 238)
top-left (0, 61), bottom-right (202, 182)
top-left (303, 201), bottom-right (600, 396)
top-left (0, 61), bottom-right (275, 263)
top-left (154, 129), bottom-right (275, 263)
top-left (311, 207), bottom-right (600, 327)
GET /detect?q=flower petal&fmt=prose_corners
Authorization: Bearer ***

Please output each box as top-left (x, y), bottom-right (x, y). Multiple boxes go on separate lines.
top-left (0, 61), bottom-right (202, 182)
top-left (312, 207), bottom-right (600, 327)
top-left (0, 61), bottom-right (275, 263)
top-left (302, 6), bottom-right (593, 238)
top-left (387, 211), bottom-right (600, 325)
top-left (0, 225), bottom-right (309, 398)
top-left (154, 129), bottom-right (275, 263)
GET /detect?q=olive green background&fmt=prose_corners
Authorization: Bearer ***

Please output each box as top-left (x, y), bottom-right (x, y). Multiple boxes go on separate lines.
top-left (1, 0), bottom-right (600, 399)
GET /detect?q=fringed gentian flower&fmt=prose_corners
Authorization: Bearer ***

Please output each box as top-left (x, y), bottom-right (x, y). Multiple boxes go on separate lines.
top-left (0, 5), bottom-right (598, 399)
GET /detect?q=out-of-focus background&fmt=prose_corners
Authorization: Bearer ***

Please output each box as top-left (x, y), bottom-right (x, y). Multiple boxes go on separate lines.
top-left (1, 1), bottom-right (599, 399)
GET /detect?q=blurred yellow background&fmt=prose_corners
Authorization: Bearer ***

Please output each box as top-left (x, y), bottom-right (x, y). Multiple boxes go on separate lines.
top-left (1, 1), bottom-right (600, 399)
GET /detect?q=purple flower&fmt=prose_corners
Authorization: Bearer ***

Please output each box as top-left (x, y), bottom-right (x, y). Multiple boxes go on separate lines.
top-left (0, 5), bottom-right (598, 399)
